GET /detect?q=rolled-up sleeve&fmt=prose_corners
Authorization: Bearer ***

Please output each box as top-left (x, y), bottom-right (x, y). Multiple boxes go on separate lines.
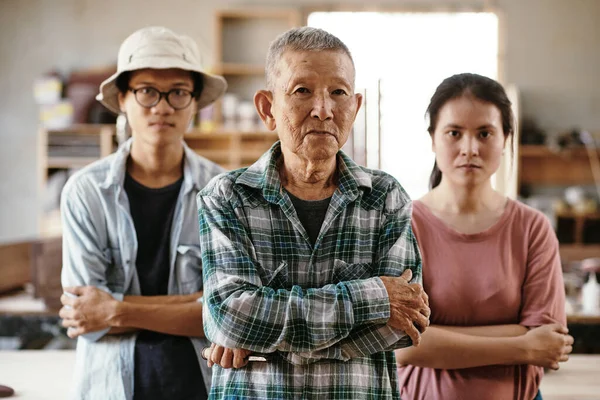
top-left (60, 178), bottom-right (123, 341)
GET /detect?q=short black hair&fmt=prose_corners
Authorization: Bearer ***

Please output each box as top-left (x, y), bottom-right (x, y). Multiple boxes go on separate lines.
top-left (115, 70), bottom-right (204, 99)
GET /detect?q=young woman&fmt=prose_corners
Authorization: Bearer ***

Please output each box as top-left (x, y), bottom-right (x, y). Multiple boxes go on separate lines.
top-left (396, 73), bottom-right (573, 400)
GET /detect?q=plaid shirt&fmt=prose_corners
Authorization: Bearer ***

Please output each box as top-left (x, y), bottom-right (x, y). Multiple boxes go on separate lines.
top-left (198, 142), bottom-right (422, 399)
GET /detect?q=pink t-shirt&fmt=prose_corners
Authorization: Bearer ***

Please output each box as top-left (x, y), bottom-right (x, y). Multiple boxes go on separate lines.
top-left (398, 199), bottom-right (566, 400)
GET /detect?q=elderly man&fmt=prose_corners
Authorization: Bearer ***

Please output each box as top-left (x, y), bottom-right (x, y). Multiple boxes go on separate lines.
top-left (198, 27), bottom-right (430, 399)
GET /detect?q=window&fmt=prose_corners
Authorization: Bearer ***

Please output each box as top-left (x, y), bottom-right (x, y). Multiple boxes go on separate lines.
top-left (309, 11), bottom-right (499, 199)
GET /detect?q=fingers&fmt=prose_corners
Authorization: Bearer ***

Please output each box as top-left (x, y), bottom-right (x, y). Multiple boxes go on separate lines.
top-left (421, 291), bottom-right (429, 307)
top-left (205, 344), bottom-right (251, 369)
top-left (547, 323), bottom-right (567, 334)
top-left (400, 269), bottom-right (413, 282)
top-left (404, 322), bottom-right (421, 347)
top-left (565, 334), bottom-right (574, 346)
top-left (61, 318), bottom-right (79, 328)
top-left (233, 349), bottom-right (250, 369)
top-left (219, 348), bottom-right (233, 369)
top-left (549, 362), bottom-right (559, 371)
top-left (64, 286), bottom-right (86, 296)
top-left (556, 324), bottom-right (569, 335)
top-left (210, 343), bottom-right (224, 367)
top-left (60, 293), bottom-right (76, 307)
top-left (59, 306), bottom-right (75, 320)
top-left (66, 327), bottom-right (83, 339)
top-left (414, 312), bottom-right (430, 333)
top-left (207, 343), bottom-right (216, 367)
top-left (559, 353), bottom-right (570, 362)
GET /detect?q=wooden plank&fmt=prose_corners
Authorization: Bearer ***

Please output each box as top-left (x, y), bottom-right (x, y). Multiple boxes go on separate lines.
top-left (520, 156), bottom-right (597, 185)
top-left (560, 244), bottom-right (600, 263)
top-left (0, 241), bottom-right (31, 294)
top-left (46, 157), bottom-right (99, 168)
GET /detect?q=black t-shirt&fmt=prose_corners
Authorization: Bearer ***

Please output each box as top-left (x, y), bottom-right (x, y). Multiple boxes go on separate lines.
top-left (287, 190), bottom-right (332, 246)
top-left (125, 173), bottom-right (207, 400)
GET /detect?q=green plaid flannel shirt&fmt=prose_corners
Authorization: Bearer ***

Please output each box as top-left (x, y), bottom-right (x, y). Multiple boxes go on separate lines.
top-left (198, 142), bottom-right (422, 399)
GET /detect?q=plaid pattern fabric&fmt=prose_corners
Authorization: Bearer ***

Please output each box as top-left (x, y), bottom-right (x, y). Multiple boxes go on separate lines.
top-left (198, 142), bottom-right (422, 399)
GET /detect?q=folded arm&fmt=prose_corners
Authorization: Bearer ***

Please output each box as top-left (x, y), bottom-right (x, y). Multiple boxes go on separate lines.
top-left (60, 179), bottom-right (204, 340)
top-left (198, 184), bottom-right (424, 362)
top-left (397, 214), bottom-right (572, 370)
top-left (60, 286), bottom-right (204, 338)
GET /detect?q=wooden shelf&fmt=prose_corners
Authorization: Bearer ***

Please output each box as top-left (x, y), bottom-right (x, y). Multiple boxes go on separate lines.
top-left (47, 156), bottom-right (100, 168)
top-left (185, 129), bottom-right (277, 139)
top-left (44, 123), bottom-right (116, 135)
top-left (519, 147), bottom-right (598, 186)
top-left (213, 8), bottom-right (301, 123)
top-left (520, 145), bottom-right (599, 159)
top-left (560, 244), bottom-right (600, 263)
top-left (567, 313), bottom-right (600, 324)
top-left (556, 211), bottom-right (600, 220)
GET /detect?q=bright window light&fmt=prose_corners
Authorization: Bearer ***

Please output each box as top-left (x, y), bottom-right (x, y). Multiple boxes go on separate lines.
top-left (309, 12), bottom-right (498, 199)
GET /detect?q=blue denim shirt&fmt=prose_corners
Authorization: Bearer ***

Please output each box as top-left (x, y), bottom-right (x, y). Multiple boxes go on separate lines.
top-left (61, 138), bottom-right (225, 400)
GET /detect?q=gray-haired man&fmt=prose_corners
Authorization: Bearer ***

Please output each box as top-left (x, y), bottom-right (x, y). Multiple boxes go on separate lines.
top-left (199, 27), bottom-right (430, 399)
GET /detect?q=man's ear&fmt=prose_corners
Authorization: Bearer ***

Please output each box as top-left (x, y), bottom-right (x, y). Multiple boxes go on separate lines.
top-left (352, 92), bottom-right (363, 121)
top-left (254, 90), bottom-right (276, 131)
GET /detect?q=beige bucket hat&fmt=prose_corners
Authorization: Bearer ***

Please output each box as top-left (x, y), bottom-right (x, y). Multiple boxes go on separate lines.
top-left (97, 26), bottom-right (227, 114)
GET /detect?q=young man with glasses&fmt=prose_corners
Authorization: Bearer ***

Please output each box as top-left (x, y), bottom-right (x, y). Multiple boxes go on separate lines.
top-left (58, 26), bottom-right (226, 400)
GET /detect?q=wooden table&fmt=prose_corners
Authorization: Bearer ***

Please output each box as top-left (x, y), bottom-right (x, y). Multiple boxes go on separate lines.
top-left (0, 351), bottom-right (598, 399)
top-left (540, 355), bottom-right (600, 400)
top-left (0, 351), bottom-right (74, 399)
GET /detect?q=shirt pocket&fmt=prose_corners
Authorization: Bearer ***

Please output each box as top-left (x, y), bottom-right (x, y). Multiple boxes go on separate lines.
top-left (175, 245), bottom-right (203, 294)
top-left (266, 261), bottom-right (290, 289)
top-left (103, 248), bottom-right (125, 292)
top-left (332, 259), bottom-right (373, 283)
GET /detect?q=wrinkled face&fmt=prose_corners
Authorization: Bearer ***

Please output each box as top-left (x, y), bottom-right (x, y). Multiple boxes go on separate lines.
top-left (267, 50), bottom-right (362, 161)
top-left (118, 68), bottom-right (197, 148)
top-left (432, 95), bottom-right (507, 188)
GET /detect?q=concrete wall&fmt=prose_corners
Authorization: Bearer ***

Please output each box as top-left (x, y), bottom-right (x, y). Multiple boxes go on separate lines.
top-left (1, 0), bottom-right (599, 242)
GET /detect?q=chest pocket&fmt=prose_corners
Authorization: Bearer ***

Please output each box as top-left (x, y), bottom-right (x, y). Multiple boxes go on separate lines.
top-left (175, 245), bottom-right (203, 294)
top-left (332, 259), bottom-right (373, 283)
top-left (258, 261), bottom-right (290, 290)
top-left (104, 248), bottom-right (125, 292)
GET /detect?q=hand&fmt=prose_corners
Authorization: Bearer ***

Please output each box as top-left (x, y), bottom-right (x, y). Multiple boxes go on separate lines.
top-left (59, 286), bottom-right (119, 338)
top-left (380, 269), bottom-right (430, 346)
top-left (522, 324), bottom-right (574, 370)
top-left (203, 342), bottom-right (252, 369)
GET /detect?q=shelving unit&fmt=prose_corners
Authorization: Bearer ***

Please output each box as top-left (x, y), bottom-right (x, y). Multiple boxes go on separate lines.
top-left (185, 129), bottom-right (278, 170)
top-left (38, 124), bottom-right (279, 235)
top-left (519, 145), bottom-right (600, 186)
top-left (517, 141), bottom-right (600, 262)
top-left (212, 8), bottom-right (302, 125)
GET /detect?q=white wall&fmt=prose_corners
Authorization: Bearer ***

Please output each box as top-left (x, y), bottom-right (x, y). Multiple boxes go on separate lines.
top-left (1, 0), bottom-right (599, 242)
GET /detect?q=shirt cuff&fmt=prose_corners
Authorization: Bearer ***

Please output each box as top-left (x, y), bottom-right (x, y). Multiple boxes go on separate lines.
top-left (344, 277), bottom-right (391, 326)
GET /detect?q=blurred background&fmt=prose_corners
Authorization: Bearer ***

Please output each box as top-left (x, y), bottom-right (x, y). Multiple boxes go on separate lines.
top-left (0, 1), bottom-right (599, 399)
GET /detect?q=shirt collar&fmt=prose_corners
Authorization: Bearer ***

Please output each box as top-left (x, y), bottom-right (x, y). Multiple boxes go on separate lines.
top-left (235, 141), bottom-right (373, 203)
top-left (100, 137), bottom-right (206, 192)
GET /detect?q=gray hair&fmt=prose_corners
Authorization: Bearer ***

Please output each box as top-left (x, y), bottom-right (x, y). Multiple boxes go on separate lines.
top-left (265, 27), bottom-right (355, 90)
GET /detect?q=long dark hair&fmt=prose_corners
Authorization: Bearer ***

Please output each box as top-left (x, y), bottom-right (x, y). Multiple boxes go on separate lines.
top-left (426, 73), bottom-right (515, 190)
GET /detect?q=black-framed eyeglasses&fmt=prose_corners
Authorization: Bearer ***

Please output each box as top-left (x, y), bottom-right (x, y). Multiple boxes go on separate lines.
top-left (129, 87), bottom-right (196, 110)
